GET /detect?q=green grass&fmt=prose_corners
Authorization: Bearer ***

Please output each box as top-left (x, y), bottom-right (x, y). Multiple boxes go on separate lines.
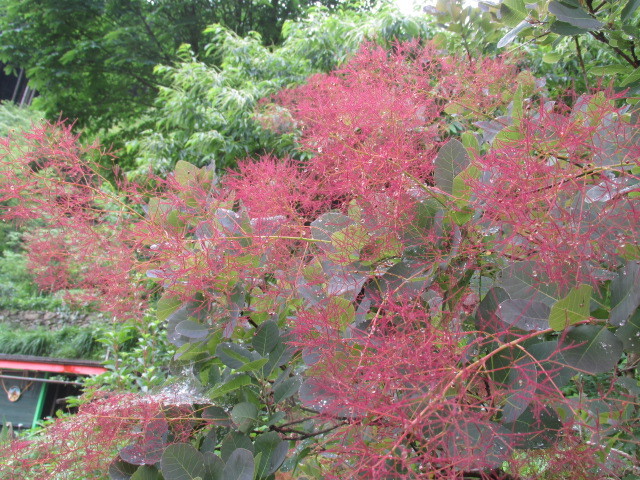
top-left (0, 322), bottom-right (105, 360)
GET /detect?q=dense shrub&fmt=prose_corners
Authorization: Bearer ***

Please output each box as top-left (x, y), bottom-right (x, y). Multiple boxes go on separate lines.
top-left (0, 41), bottom-right (639, 479)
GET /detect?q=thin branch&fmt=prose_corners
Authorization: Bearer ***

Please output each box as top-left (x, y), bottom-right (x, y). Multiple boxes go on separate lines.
top-left (574, 36), bottom-right (590, 90)
top-left (280, 421), bottom-right (346, 441)
top-left (589, 31), bottom-right (640, 69)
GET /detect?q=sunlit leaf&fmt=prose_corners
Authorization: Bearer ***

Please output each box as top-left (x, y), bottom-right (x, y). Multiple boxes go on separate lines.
top-left (130, 466), bottom-right (162, 480)
top-left (235, 357), bottom-right (269, 373)
top-left (620, 68), bottom-right (640, 87)
top-left (434, 138), bottom-right (470, 195)
top-left (548, 284), bottom-right (592, 331)
top-left (548, 1), bottom-right (603, 30)
top-left (622, 0), bottom-right (640, 21)
top-left (498, 20), bottom-right (530, 48)
top-left (207, 374), bottom-right (252, 400)
top-left (500, 0), bottom-right (528, 27)
top-left (157, 295), bottom-right (182, 322)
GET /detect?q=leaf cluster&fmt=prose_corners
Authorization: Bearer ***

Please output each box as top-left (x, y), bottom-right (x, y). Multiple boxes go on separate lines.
top-left (488, 0), bottom-right (640, 95)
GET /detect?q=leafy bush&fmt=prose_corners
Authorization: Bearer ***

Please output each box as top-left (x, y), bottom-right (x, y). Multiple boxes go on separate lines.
top-left (84, 313), bottom-right (174, 393)
top-left (0, 41), bottom-right (639, 479)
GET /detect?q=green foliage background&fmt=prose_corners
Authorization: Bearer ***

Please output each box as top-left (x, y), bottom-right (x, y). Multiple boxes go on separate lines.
top-left (0, 1), bottom-right (638, 479)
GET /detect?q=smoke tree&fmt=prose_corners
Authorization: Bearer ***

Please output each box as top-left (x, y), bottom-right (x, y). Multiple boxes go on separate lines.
top-left (1, 41), bottom-right (639, 479)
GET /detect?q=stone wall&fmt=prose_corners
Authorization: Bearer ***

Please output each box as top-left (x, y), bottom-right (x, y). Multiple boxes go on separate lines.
top-left (0, 309), bottom-right (101, 329)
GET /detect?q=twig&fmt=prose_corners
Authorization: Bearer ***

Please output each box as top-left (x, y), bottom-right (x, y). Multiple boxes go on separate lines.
top-left (574, 36), bottom-right (590, 90)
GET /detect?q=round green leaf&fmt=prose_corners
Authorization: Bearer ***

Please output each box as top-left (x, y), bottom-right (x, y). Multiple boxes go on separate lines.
top-left (446, 421), bottom-right (511, 470)
top-left (231, 402), bottom-right (258, 433)
top-left (274, 376), bottom-right (302, 404)
top-left (310, 212), bottom-right (353, 248)
top-left (202, 406), bottom-right (231, 427)
top-left (157, 295), bottom-right (182, 322)
top-left (222, 448), bottom-right (254, 480)
top-left (176, 320), bottom-right (209, 339)
top-left (499, 0), bottom-right (529, 27)
top-left (498, 261), bottom-right (558, 306)
top-left (615, 308), bottom-right (640, 354)
top-left (216, 343), bottom-right (255, 369)
top-left (207, 374), bottom-right (252, 400)
top-left (525, 341), bottom-right (574, 390)
top-left (174, 160), bottom-right (202, 186)
top-left (502, 405), bottom-right (562, 449)
top-left (548, 1), bottom-right (604, 30)
top-left (203, 452), bottom-right (224, 480)
top-left (550, 20), bottom-right (590, 35)
top-left (254, 431), bottom-right (288, 477)
top-left (501, 360), bottom-right (537, 423)
top-left (542, 52), bottom-right (561, 64)
top-left (200, 429), bottom-right (217, 454)
top-left (120, 417), bottom-right (168, 466)
top-left (609, 261), bottom-right (640, 327)
top-left (131, 466), bottom-right (162, 480)
top-left (559, 325), bottom-right (623, 374)
top-left (476, 287), bottom-right (511, 333)
top-left (498, 20), bottom-right (530, 48)
top-left (434, 138), bottom-right (470, 195)
top-left (220, 432), bottom-right (254, 462)
top-left (549, 284), bottom-right (592, 331)
top-left (497, 299), bottom-right (550, 331)
top-left (622, 0), bottom-right (640, 20)
top-left (108, 458), bottom-right (138, 480)
top-left (160, 443), bottom-right (205, 480)
top-left (252, 320), bottom-right (280, 356)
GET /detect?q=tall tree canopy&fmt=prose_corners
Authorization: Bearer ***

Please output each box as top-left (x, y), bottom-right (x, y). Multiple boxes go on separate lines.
top-left (0, 0), bottom-right (356, 130)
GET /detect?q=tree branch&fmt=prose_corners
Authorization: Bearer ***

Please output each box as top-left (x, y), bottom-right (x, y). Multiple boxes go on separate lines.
top-left (574, 36), bottom-right (590, 90)
top-left (589, 31), bottom-right (640, 69)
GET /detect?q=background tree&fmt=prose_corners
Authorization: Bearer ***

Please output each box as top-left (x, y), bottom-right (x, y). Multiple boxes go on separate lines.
top-left (485, 0), bottom-right (640, 94)
top-left (0, 0), bottom-right (358, 133)
top-left (128, 4), bottom-right (438, 176)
